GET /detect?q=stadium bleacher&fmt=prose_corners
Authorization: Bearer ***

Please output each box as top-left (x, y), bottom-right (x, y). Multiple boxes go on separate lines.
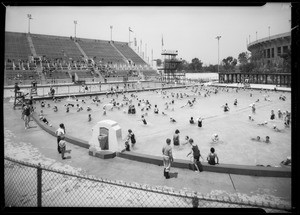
top-left (113, 42), bottom-right (147, 66)
top-left (77, 39), bottom-right (124, 64)
top-left (31, 34), bottom-right (83, 60)
top-left (5, 32), bottom-right (153, 85)
top-left (5, 32), bottom-right (32, 61)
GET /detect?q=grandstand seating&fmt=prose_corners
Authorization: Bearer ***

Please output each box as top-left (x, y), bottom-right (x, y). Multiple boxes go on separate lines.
top-left (31, 34), bottom-right (83, 60)
top-left (5, 32), bottom-right (153, 85)
top-left (70, 70), bottom-right (95, 79)
top-left (113, 42), bottom-right (147, 66)
top-left (5, 32), bottom-right (32, 60)
top-left (44, 70), bottom-right (71, 80)
top-left (142, 69), bottom-right (159, 77)
top-left (29, 62), bottom-right (36, 70)
top-left (14, 63), bottom-right (21, 70)
top-left (5, 62), bottom-right (14, 70)
top-left (5, 70), bottom-right (39, 81)
top-left (77, 39), bottom-right (124, 64)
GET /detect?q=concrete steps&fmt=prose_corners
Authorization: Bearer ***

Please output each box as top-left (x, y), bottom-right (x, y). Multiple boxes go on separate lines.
top-left (74, 41), bottom-right (88, 60)
top-left (27, 34), bottom-right (37, 57)
top-left (110, 42), bottom-right (128, 64)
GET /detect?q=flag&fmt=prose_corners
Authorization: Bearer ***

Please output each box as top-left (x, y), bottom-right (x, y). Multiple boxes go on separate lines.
top-left (129, 27), bottom-right (133, 32)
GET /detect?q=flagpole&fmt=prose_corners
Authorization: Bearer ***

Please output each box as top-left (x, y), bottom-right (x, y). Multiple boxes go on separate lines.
top-left (151, 49), bottom-right (153, 67)
top-left (129, 27), bottom-right (130, 47)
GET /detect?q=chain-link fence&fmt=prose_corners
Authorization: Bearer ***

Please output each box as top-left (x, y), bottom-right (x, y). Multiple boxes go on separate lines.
top-left (4, 156), bottom-right (291, 211)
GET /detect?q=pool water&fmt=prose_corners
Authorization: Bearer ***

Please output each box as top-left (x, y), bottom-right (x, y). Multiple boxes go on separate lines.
top-left (34, 85), bottom-right (291, 166)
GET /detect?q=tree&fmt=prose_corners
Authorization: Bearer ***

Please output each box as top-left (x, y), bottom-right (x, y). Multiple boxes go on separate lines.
top-left (221, 56), bottom-right (237, 72)
top-left (279, 49), bottom-right (291, 73)
top-left (203, 64), bottom-right (218, 73)
top-left (238, 52), bottom-right (250, 65)
top-left (240, 62), bottom-right (255, 73)
top-left (177, 59), bottom-right (189, 71)
top-left (156, 59), bottom-right (162, 67)
top-left (189, 58), bottom-right (203, 72)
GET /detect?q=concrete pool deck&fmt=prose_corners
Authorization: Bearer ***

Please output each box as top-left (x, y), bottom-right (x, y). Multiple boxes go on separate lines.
top-left (3, 100), bottom-right (291, 207)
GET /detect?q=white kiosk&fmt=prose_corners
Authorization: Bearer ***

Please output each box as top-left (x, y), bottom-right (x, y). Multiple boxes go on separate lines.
top-left (88, 120), bottom-right (123, 159)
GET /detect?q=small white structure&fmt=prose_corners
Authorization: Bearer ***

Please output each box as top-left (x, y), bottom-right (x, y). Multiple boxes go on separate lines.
top-left (89, 120), bottom-right (122, 157)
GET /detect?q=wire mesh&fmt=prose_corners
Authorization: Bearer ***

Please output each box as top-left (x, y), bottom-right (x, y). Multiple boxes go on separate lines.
top-left (4, 156), bottom-right (291, 211)
top-left (4, 159), bottom-right (38, 207)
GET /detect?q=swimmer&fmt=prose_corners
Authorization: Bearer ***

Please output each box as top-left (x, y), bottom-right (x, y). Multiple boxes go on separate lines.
top-left (257, 121), bottom-right (268, 126)
top-left (66, 106), bottom-right (69, 113)
top-left (53, 105), bottom-right (58, 112)
top-left (170, 117), bottom-right (176, 123)
top-left (141, 115), bottom-right (147, 125)
top-left (189, 117), bottom-right (195, 124)
top-left (273, 125), bottom-right (281, 132)
top-left (154, 105), bottom-right (159, 114)
top-left (162, 112), bottom-right (167, 116)
top-left (250, 103), bottom-right (256, 114)
top-left (211, 134), bottom-right (219, 143)
top-left (88, 114), bottom-right (92, 122)
top-left (233, 99), bottom-right (237, 106)
top-left (197, 117), bottom-right (203, 127)
top-left (87, 106), bottom-right (92, 111)
top-left (182, 136), bottom-right (190, 145)
top-left (222, 103), bottom-right (230, 112)
top-left (103, 110), bottom-right (106, 115)
top-left (278, 109), bottom-right (283, 119)
top-left (270, 110), bottom-right (275, 120)
top-left (251, 136), bottom-right (261, 141)
top-left (263, 136), bottom-right (270, 143)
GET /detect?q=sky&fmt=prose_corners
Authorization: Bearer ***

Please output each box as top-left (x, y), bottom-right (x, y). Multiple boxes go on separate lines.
top-left (5, 3), bottom-right (291, 65)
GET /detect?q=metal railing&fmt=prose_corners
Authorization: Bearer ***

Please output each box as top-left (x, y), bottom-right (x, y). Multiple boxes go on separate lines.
top-left (4, 156), bottom-right (290, 211)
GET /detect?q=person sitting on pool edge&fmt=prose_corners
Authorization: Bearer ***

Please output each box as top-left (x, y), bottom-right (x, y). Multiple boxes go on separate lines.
top-left (281, 156), bottom-right (291, 166)
top-left (207, 147), bottom-right (219, 165)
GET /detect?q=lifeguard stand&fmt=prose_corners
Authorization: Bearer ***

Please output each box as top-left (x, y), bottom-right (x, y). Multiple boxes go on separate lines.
top-left (158, 50), bottom-right (183, 84)
top-left (13, 83), bottom-right (25, 109)
top-left (30, 81), bottom-right (37, 96)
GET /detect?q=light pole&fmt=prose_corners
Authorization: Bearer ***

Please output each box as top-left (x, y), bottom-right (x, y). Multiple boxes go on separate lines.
top-left (110, 25), bottom-right (113, 41)
top-left (74, 20), bottom-right (77, 39)
top-left (27, 14), bottom-right (32, 34)
top-left (256, 31), bottom-right (257, 41)
top-left (216, 36), bottom-right (221, 73)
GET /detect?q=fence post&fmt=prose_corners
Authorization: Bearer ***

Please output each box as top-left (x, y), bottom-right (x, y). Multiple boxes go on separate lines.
top-left (37, 163), bottom-right (42, 207)
top-left (192, 191), bottom-right (199, 208)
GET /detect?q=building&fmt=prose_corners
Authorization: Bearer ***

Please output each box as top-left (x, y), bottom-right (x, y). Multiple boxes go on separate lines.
top-left (247, 31), bottom-right (291, 72)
